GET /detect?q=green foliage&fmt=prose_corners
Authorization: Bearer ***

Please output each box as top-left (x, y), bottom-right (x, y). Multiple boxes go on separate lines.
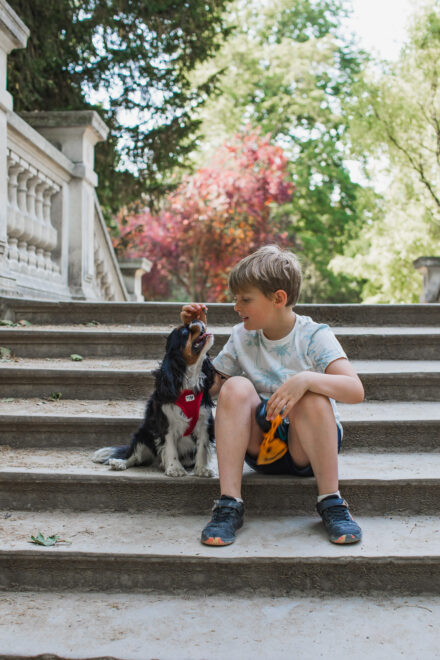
top-left (332, 0), bottom-right (440, 302)
top-left (190, 0), bottom-right (370, 302)
top-left (7, 0), bottom-right (233, 218)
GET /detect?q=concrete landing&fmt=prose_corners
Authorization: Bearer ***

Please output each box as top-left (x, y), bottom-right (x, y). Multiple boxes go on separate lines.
top-left (1, 511), bottom-right (440, 595)
top-left (0, 592), bottom-right (439, 660)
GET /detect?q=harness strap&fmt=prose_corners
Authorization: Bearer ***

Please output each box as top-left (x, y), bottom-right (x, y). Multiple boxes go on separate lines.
top-left (175, 389), bottom-right (204, 436)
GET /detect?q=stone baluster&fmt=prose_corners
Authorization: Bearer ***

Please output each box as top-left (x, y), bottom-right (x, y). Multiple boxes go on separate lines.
top-left (16, 165), bottom-right (36, 271)
top-left (41, 181), bottom-right (60, 274)
top-left (6, 151), bottom-right (24, 265)
top-left (24, 172), bottom-right (40, 271)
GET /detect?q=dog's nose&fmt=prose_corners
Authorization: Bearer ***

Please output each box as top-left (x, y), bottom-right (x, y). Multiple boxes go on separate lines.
top-left (189, 320), bottom-right (206, 334)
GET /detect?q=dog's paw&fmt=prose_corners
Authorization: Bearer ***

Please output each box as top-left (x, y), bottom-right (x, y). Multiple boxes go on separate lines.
top-left (164, 463), bottom-right (188, 477)
top-left (108, 458), bottom-right (127, 471)
top-left (193, 466), bottom-right (214, 478)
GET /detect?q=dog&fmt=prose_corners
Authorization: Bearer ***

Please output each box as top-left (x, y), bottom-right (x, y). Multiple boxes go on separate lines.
top-left (92, 320), bottom-right (215, 477)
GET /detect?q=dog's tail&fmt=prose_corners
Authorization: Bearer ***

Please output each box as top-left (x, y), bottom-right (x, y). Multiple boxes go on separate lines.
top-left (91, 445), bottom-right (131, 464)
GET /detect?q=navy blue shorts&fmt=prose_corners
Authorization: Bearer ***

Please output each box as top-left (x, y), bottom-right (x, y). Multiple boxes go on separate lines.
top-left (244, 421), bottom-right (343, 477)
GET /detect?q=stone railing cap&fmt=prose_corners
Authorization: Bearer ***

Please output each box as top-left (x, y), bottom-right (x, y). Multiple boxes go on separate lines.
top-left (413, 256), bottom-right (440, 269)
top-left (19, 110), bottom-right (109, 142)
top-left (0, 0), bottom-right (30, 51)
top-left (118, 258), bottom-right (152, 273)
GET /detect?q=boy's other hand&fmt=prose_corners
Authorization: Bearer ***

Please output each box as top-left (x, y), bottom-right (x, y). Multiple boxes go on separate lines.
top-left (180, 303), bottom-right (208, 326)
top-left (266, 373), bottom-right (309, 420)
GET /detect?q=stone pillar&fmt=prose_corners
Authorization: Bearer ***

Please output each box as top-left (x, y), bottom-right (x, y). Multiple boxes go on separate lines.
top-left (20, 111), bottom-right (109, 299)
top-left (118, 258), bottom-right (152, 301)
top-left (0, 1), bottom-right (29, 295)
top-left (413, 256), bottom-right (440, 303)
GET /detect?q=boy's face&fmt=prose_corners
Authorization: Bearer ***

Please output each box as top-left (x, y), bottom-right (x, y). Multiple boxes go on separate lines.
top-left (233, 286), bottom-right (281, 331)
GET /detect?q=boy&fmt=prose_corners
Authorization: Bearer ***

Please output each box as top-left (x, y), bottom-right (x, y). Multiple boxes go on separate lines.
top-left (181, 245), bottom-right (364, 546)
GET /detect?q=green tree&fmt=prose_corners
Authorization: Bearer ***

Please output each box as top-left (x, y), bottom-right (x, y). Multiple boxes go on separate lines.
top-left (189, 0), bottom-right (370, 302)
top-left (331, 0), bottom-right (440, 302)
top-left (7, 0), bottom-right (233, 219)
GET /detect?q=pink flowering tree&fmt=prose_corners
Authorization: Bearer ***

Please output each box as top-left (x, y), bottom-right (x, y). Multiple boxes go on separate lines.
top-left (114, 130), bottom-right (295, 301)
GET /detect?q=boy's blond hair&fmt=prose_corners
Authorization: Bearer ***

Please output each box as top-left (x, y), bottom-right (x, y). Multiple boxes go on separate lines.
top-left (229, 245), bottom-right (302, 307)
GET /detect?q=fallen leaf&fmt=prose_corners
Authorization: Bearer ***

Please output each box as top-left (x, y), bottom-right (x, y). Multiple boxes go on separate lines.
top-left (0, 347), bottom-right (12, 361)
top-left (29, 532), bottom-right (71, 546)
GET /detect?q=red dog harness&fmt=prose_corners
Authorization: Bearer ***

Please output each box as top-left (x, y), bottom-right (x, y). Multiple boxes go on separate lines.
top-left (175, 390), bottom-right (204, 436)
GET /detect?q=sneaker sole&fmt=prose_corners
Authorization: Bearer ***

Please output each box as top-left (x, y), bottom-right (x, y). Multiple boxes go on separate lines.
top-left (201, 536), bottom-right (234, 546)
top-left (331, 534), bottom-right (362, 544)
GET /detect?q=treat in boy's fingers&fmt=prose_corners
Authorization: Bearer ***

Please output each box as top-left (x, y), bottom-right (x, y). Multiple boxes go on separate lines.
top-left (181, 303), bottom-right (207, 326)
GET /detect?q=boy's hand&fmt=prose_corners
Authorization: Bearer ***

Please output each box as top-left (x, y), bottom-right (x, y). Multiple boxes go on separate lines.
top-left (266, 373), bottom-right (310, 420)
top-left (180, 303), bottom-right (207, 326)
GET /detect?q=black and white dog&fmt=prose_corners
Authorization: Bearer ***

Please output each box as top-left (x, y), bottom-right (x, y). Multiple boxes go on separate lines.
top-left (92, 320), bottom-right (215, 477)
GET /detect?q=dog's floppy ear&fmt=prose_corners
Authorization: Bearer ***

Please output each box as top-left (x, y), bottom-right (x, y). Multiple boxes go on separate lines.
top-left (202, 356), bottom-right (216, 390)
top-left (155, 326), bottom-right (189, 402)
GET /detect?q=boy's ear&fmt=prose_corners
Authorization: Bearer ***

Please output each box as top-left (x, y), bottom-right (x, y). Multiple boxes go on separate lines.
top-left (273, 289), bottom-right (288, 307)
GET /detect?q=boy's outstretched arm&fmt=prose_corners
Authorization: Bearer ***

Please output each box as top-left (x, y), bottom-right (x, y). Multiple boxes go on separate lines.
top-left (266, 358), bottom-right (364, 420)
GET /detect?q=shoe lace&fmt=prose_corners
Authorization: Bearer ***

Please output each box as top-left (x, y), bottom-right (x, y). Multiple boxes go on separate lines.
top-left (324, 504), bottom-right (351, 523)
top-left (212, 504), bottom-right (239, 523)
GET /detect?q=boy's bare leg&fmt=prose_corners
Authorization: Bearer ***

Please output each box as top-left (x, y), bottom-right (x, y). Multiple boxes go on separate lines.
top-left (287, 391), bottom-right (339, 495)
top-left (215, 376), bottom-right (262, 499)
top-left (286, 391), bottom-right (362, 544)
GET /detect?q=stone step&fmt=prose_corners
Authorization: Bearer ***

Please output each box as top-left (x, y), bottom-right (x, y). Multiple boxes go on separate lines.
top-left (2, 325), bottom-right (440, 360)
top-left (1, 451), bottom-right (439, 514)
top-left (2, 296), bottom-right (440, 326)
top-left (1, 592), bottom-right (439, 660)
top-left (0, 510), bottom-right (439, 595)
top-left (1, 360), bottom-right (439, 400)
top-left (1, 400), bottom-right (439, 451)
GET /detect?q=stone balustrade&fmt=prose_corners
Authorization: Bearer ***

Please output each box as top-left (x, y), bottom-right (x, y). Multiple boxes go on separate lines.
top-left (7, 147), bottom-right (60, 279)
top-left (0, 0), bottom-right (130, 302)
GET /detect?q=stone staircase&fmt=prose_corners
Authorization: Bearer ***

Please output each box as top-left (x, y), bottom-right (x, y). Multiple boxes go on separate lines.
top-left (0, 297), bottom-right (440, 659)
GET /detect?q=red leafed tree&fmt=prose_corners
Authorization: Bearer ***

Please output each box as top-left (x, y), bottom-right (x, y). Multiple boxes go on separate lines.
top-left (113, 130), bottom-right (295, 301)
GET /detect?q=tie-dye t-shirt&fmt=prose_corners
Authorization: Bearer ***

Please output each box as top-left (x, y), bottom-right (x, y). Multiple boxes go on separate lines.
top-left (212, 314), bottom-right (347, 427)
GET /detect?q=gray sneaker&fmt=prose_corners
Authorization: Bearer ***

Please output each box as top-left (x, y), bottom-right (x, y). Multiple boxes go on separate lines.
top-left (317, 495), bottom-right (362, 544)
top-left (201, 495), bottom-right (244, 546)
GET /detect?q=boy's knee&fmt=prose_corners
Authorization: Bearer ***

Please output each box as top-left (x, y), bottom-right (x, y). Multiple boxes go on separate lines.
top-left (217, 376), bottom-right (257, 407)
top-left (291, 391), bottom-right (332, 423)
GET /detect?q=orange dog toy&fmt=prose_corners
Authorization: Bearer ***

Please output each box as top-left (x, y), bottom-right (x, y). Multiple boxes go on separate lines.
top-left (257, 414), bottom-right (288, 465)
